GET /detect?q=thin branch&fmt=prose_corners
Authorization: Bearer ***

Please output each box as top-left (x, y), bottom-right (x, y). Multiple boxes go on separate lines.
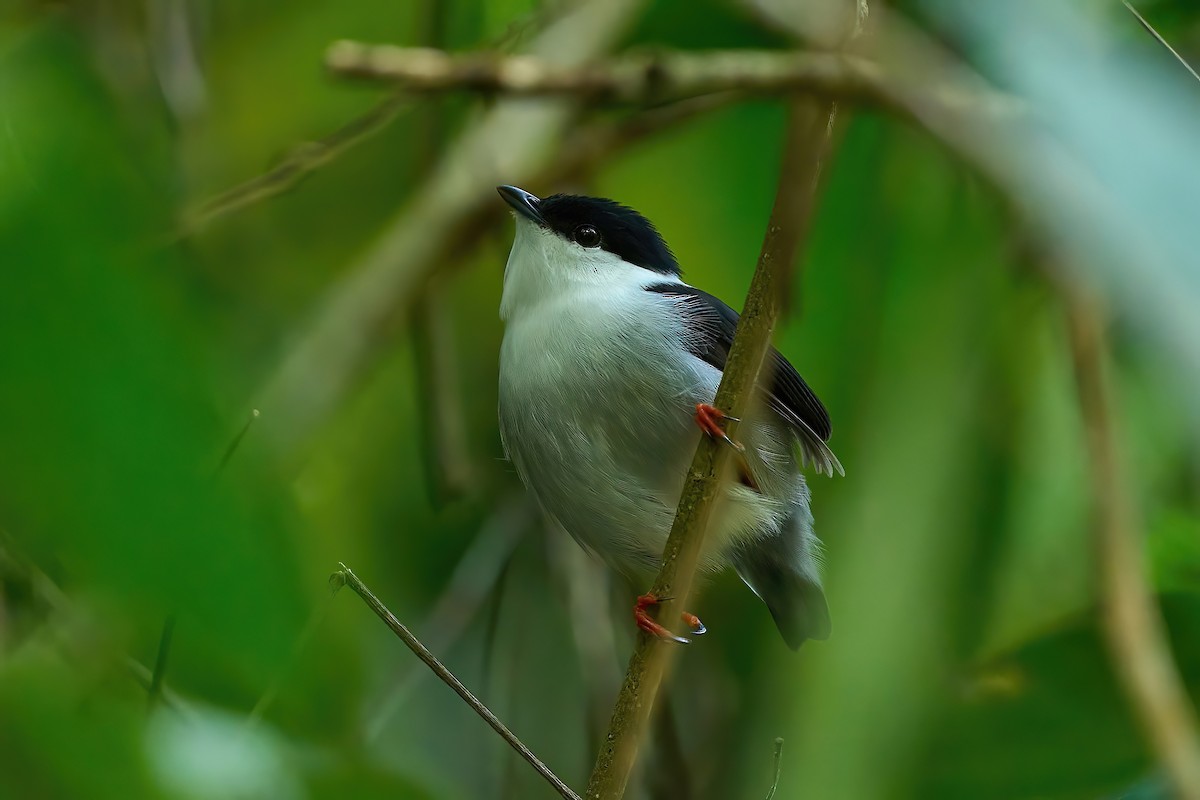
top-left (1123, 1), bottom-right (1200, 84)
top-left (584, 96), bottom-right (834, 800)
top-left (331, 562), bottom-right (581, 800)
top-left (182, 93), bottom-right (412, 235)
top-left (1060, 283), bottom-right (1200, 800)
top-left (215, 407), bottom-right (259, 476)
top-left (765, 738), bottom-right (785, 800)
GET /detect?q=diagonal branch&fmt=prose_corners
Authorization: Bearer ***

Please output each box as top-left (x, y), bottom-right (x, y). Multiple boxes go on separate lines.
top-left (331, 562), bottom-right (581, 800)
top-left (182, 92), bottom-right (412, 235)
top-left (1122, 1), bottom-right (1200, 84)
top-left (583, 96), bottom-right (838, 800)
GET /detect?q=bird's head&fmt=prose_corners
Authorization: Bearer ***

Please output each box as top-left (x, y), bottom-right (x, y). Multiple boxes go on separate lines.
top-left (496, 185), bottom-right (679, 319)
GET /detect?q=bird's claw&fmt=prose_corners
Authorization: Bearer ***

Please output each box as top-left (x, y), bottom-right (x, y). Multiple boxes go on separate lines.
top-left (634, 593), bottom-right (705, 644)
top-left (695, 403), bottom-right (746, 453)
top-left (695, 403), bottom-right (760, 489)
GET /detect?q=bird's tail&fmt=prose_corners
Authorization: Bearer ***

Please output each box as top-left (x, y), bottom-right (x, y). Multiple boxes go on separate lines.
top-left (758, 571), bottom-right (830, 649)
top-left (733, 518), bottom-right (831, 649)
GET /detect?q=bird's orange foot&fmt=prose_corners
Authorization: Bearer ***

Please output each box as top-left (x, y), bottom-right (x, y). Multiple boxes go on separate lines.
top-left (694, 403), bottom-right (760, 491)
top-left (694, 403), bottom-right (743, 452)
top-left (634, 593), bottom-right (706, 644)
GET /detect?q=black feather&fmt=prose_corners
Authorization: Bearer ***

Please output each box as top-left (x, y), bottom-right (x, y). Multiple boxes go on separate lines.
top-left (644, 283), bottom-right (833, 441)
top-left (539, 194), bottom-right (680, 276)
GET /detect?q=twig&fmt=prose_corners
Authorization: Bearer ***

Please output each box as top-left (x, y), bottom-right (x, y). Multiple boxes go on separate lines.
top-left (548, 92), bottom-right (742, 189)
top-left (331, 562), bottom-right (581, 800)
top-left (215, 407), bottom-right (259, 476)
top-left (253, 0), bottom-right (646, 456)
top-left (181, 92), bottom-right (412, 234)
top-left (1123, 1), bottom-right (1200, 84)
top-left (765, 738), bottom-right (784, 800)
top-left (126, 656), bottom-right (190, 715)
top-left (584, 96), bottom-right (832, 800)
top-left (147, 614), bottom-right (176, 713)
top-left (1061, 283), bottom-right (1200, 800)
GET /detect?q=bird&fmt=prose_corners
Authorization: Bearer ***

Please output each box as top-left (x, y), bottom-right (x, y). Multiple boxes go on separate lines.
top-left (495, 185), bottom-right (843, 649)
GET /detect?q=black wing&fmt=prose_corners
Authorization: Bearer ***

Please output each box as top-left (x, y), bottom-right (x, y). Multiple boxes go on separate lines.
top-left (646, 282), bottom-right (843, 477)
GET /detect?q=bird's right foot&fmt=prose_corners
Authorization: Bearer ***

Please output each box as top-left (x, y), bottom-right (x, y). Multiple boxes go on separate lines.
top-left (634, 593), bottom-right (706, 644)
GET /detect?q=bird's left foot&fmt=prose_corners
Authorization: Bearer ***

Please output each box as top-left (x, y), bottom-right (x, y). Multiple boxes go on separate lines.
top-left (694, 403), bottom-right (760, 491)
top-left (634, 593), bottom-right (706, 644)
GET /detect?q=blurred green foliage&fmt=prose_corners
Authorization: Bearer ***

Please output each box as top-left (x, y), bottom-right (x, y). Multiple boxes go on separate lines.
top-left (1, 1), bottom-right (1199, 799)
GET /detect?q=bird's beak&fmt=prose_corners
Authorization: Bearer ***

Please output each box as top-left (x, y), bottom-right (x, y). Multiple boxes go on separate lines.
top-left (497, 185), bottom-right (545, 225)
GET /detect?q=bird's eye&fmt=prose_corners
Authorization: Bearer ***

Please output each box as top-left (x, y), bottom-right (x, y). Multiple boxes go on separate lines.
top-left (572, 225), bottom-right (601, 248)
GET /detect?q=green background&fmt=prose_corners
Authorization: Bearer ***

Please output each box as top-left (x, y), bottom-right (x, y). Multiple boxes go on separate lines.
top-left (1, 1), bottom-right (1198, 798)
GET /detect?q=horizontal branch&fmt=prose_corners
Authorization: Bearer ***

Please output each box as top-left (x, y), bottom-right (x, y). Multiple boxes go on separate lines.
top-left (326, 43), bottom-right (874, 101)
top-left (325, 43), bottom-right (1018, 119)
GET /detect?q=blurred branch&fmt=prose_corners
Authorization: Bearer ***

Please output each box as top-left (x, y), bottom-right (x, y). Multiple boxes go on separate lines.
top-left (326, 42), bottom-right (1017, 123)
top-left (648, 693), bottom-right (692, 800)
top-left (326, 42), bottom-right (875, 100)
top-left (245, 593), bottom-right (335, 729)
top-left (364, 494), bottom-right (535, 742)
top-left (545, 522), bottom-right (620, 747)
top-left (407, 0), bottom-right (475, 505)
top-left (0, 530), bottom-right (190, 714)
top-left (181, 93), bottom-right (412, 235)
top-left (1123, 2), bottom-right (1200, 84)
top-left (1061, 284), bottom-right (1200, 800)
top-left (331, 562), bottom-right (581, 800)
top-left (146, 614), bottom-right (176, 713)
top-left (253, 0), bottom-right (646, 457)
top-left (585, 95), bottom-right (834, 800)
top-left (214, 407), bottom-right (259, 476)
top-left (547, 92), bottom-right (742, 188)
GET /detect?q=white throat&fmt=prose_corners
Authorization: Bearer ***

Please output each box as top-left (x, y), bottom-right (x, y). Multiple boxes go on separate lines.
top-left (499, 218), bottom-right (679, 321)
